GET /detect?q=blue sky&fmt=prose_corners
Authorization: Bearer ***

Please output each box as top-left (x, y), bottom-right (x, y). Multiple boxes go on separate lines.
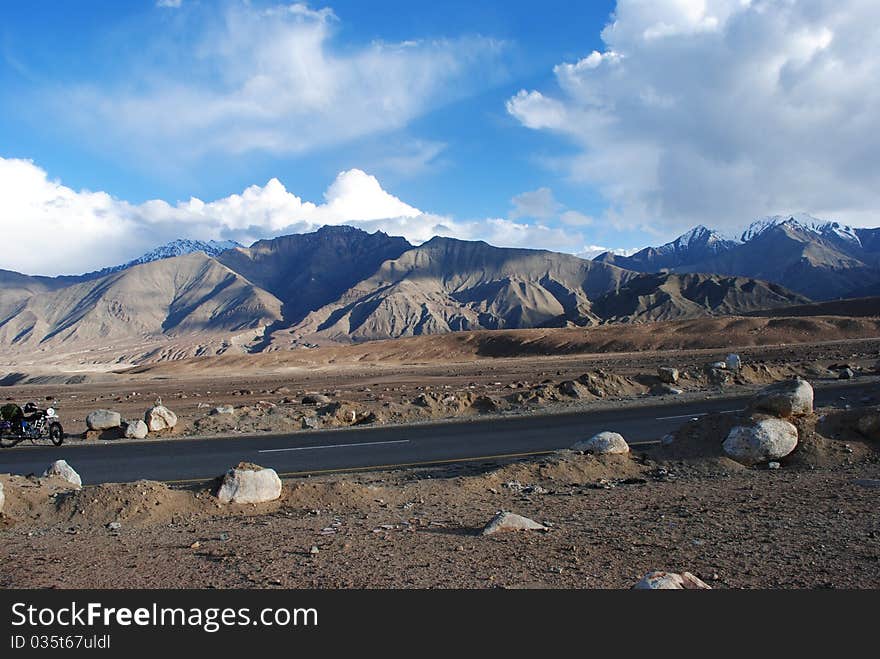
top-left (1, 1), bottom-right (878, 275)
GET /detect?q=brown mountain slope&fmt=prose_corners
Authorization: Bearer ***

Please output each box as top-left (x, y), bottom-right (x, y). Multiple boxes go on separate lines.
top-left (278, 237), bottom-right (806, 345)
top-left (280, 237), bottom-right (638, 343)
top-left (217, 225), bottom-right (411, 325)
top-left (590, 272), bottom-right (809, 323)
top-left (0, 253), bottom-right (283, 350)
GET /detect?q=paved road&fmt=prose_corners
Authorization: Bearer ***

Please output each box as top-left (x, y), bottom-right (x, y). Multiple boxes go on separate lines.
top-left (0, 382), bottom-right (875, 485)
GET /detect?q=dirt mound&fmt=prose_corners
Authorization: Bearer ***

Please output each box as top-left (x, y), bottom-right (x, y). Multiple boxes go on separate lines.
top-left (0, 474), bottom-right (80, 526)
top-left (53, 480), bottom-right (211, 527)
top-left (656, 406), bottom-right (879, 471)
top-left (471, 452), bottom-right (646, 491)
top-left (283, 480), bottom-right (402, 510)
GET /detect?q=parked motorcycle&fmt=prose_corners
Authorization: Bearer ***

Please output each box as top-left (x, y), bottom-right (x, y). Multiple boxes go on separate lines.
top-left (0, 402), bottom-right (65, 448)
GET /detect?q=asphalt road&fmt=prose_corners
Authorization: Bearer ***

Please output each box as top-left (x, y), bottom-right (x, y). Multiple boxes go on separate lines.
top-left (0, 382), bottom-right (875, 485)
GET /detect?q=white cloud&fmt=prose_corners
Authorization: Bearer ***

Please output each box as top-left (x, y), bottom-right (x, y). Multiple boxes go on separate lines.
top-left (577, 245), bottom-right (641, 260)
top-left (509, 187), bottom-right (561, 220)
top-left (156, 0), bottom-right (182, 8)
top-left (0, 157), bottom-right (587, 276)
top-left (59, 2), bottom-right (504, 162)
top-left (507, 0), bottom-right (880, 232)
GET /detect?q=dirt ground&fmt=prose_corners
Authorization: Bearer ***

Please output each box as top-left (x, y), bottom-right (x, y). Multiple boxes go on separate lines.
top-left (1, 336), bottom-right (878, 442)
top-left (1, 400), bottom-right (879, 589)
top-left (1, 325), bottom-right (879, 589)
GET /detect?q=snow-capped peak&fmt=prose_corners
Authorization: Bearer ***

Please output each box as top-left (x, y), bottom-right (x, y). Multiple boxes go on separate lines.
top-left (129, 239), bottom-right (242, 266)
top-left (739, 213), bottom-right (860, 245)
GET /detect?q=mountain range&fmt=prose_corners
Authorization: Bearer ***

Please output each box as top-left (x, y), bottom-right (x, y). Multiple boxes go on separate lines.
top-left (0, 224), bottom-right (816, 365)
top-left (595, 214), bottom-right (880, 300)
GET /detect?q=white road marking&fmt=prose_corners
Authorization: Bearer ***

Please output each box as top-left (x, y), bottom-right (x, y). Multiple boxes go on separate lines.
top-left (257, 439), bottom-right (410, 453)
top-left (655, 409), bottom-right (742, 421)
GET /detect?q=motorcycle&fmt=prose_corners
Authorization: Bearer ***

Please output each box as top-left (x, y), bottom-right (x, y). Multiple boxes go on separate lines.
top-left (0, 402), bottom-right (65, 448)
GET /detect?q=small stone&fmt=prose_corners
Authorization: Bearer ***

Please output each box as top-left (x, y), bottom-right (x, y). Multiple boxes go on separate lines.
top-left (767, 461), bottom-right (781, 470)
top-left (107, 521), bottom-right (122, 530)
top-left (634, 570), bottom-right (712, 589)
top-left (309, 546), bottom-right (320, 555)
top-left (43, 460), bottom-right (82, 489)
top-left (480, 512), bottom-right (548, 536)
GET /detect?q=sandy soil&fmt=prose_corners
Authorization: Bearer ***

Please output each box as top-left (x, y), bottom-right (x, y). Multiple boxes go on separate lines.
top-left (1, 401), bottom-right (878, 589)
top-left (0, 335), bottom-right (878, 442)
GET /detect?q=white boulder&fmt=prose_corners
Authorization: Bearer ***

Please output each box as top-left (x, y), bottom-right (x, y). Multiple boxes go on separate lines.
top-left (571, 431), bottom-right (630, 455)
top-left (750, 378), bottom-right (813, 417)
top-left (217, 463), bottom-right (282, 504)
top-left (86, 409), bottom-right (122, 431)
top-left (481, 512), bottom-right (548, 536)
top-left (124, 419), bottom-right (149, 439)
top-left (634, 571), bottom-right (712, 589)
top-left (145, 404), bottom-right (178, 432)
top-left (725, 353), bottom-right (742, 372)
top-left (43, 460), bottom-right (82, 488)
top-left (723, 418), bottom-right (799, 465)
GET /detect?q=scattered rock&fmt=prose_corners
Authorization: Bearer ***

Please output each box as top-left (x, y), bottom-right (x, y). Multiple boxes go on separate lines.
top-left (652, 384), bottom-right (683, 396)
top-left (558, 380), bottom-right (587, 398)
top-left (749, 378), bottom-right (813, 417)
top-left (145, 404), bottom-right (178, 432)
top-left (86, 409), bottom-right (122, 431)
top-left (211, 405), bottom-right (235, 416)
top-left (571, 431), bottom-right (630, 455)
top-left (633, 571), bottom-right (712, 589)
top-left (725, 353), bottom-right (742, 372)
top-left (124, 419), bottom-right (149, 439)
top-left (216, 463), bottom-right (282, 504)
top-left (480, 512), bottom-right (548, 536)
top-left (657, 367), bottom-right (679, 384)
top-left (42, 460), bottom-right (82, 489)
top-left (767, 461), bottom-right (781, 470)
top-left (107, 521), bottom-right (122, 531)
top-left (722, 417), bottom-right (799, 466)
top-left (839, 368), bottom-right (855, 380)
top-left (301, 416), bottom-right (319, 430)
top-left (302, 394), bottom-right (332, 405)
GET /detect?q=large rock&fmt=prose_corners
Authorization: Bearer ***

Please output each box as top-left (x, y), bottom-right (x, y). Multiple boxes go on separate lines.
top-left (145, 404), bottom-right (178, 432)
top-left (722, 418), bottom-right (799, 465)
top-left (749, 378), bottom-right (813, 418)
top-left (633, 571), bottom-right (712, 589)
top-left (657, 367), bottom-right (679, 384)
top-left (216, 463), bottom-right (282, 504)
top-left (481, 512), bottom-right (548, 536)
top-left (124, 419), bottom-right (149, 439)
top-left (86, 409), bottom-right (122, 431)
top-left (571, 431), bottom-right (630, 455)
top-left (43, 459), bottom-right (82, 488)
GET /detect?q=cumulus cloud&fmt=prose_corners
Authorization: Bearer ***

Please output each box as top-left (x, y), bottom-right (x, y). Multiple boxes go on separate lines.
top-left (156, 0), bottom-right (182, 8)
top-left (507, 0), bottom-right (880, 232)
top-left (0, 157), bottom-right (589, 276)
top-left (60, 2), bottom-right (504, 162)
